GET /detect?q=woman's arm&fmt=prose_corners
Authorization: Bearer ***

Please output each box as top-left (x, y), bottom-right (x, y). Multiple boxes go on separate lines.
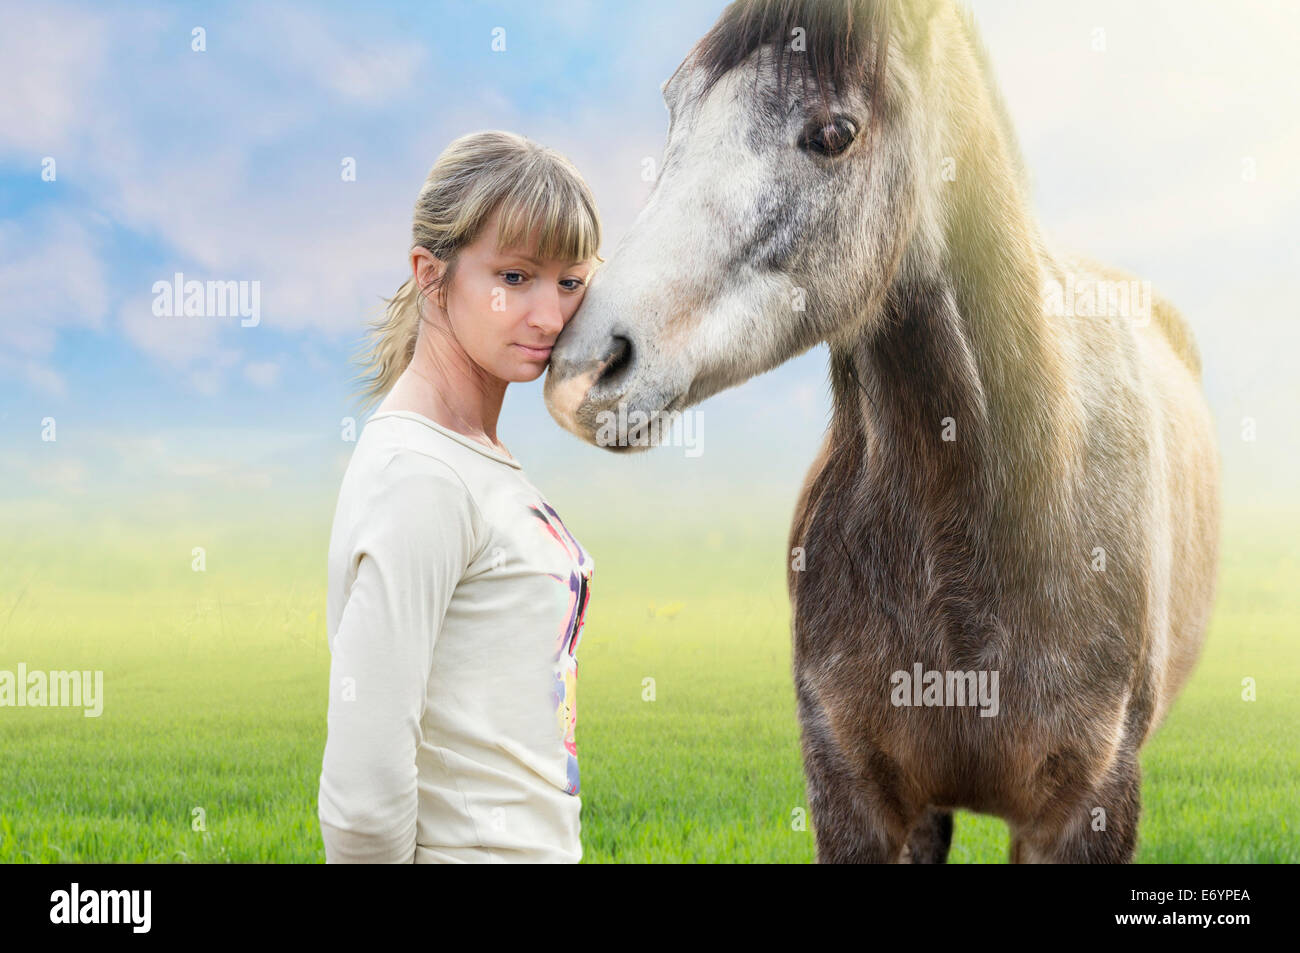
top-left (318, 454), bottom-right (478, 863)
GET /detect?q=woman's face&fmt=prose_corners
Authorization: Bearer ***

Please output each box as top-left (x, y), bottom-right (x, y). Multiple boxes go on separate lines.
top-left (415, 208), bottom-right (594, 384)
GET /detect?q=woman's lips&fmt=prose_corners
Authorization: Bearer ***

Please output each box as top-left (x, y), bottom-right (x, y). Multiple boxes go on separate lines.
top-left (514, 343), bottom-right (553, 360)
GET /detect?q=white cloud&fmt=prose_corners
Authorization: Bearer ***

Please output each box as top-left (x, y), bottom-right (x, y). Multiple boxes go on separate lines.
top-left (4, 358), bottom-right (68, 398)
top-left (244, 360), bottom-right (280, 389)
top-left (0, 212), bottom-right (110, 395)
top-left (0, 447), bottom-right (88, 495)
top-left (118, 295), bottom-right (244, 388)
top-left (0, 214), bottom-right (108, 345)
top-left (0, 3), bottom-right (108, 154)
top-left (0, 1), bottom-right (441, 379)
top-left (3, 424), bottom-right (336, 500)
top-left (242, 4), bottom-right (425, 105)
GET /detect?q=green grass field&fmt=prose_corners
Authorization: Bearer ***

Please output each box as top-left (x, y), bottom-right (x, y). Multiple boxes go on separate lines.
top-left (0, 496), bottom-right (1294, 863)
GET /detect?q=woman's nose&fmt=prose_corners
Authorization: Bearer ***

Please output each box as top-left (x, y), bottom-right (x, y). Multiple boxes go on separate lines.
top-left (530, 292), bottom-right (567, 335)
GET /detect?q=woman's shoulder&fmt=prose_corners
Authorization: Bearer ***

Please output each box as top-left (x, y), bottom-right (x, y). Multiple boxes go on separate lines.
top-left (360, 414), bottom-right (470, 477)
top-left (365, 409), bottom-right (523, 471)
top-left (372, 441), bottom-right (478, 515)
top-left (335, 418), bottom-right (477, 518)
top-left (340, 441), bottom-right (487, 563)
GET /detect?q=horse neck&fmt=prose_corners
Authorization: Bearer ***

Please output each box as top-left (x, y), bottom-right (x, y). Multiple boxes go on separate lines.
top-left (828, 114), bottom-right (1076, 537)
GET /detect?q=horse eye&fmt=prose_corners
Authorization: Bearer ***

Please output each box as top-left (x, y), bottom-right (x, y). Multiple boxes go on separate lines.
top-left (798, 116), bottom-right (858, 157)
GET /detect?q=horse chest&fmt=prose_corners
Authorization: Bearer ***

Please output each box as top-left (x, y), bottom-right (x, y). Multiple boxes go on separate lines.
top-left (792, 489), bottom-right (977, 664)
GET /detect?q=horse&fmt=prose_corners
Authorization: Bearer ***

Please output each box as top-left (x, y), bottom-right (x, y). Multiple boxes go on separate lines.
top-left (543, 0), bottom-right (1219, 863)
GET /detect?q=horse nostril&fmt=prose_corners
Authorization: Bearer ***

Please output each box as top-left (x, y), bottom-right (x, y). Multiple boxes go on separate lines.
top-left (593, 334), bottom-right (634, 391)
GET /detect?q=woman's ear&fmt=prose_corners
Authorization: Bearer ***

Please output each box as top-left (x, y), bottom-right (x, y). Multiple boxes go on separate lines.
top-left (411, 246), bottom-right (447, 306)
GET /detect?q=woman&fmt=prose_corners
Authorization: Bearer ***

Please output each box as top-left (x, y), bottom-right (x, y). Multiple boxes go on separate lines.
top-left (318, 130), bottom-right (602, 863)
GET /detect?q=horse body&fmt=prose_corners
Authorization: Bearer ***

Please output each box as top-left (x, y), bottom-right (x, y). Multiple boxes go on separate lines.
top-left (543, 0), bottom-right (1219, 862)
top-left (789, 249), bottom-right (1217, 861)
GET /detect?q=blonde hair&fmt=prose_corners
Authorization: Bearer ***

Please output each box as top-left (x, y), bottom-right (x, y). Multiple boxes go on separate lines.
top-left (349, 130), bottom-right (604, 416)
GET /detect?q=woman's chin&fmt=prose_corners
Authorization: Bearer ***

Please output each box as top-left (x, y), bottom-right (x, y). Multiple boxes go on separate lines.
top-left (507, 360), bottom-right (547, 383)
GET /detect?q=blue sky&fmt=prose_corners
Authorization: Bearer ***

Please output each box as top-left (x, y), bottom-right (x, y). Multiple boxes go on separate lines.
top-left (2, 0), bottom-right (1297, 518)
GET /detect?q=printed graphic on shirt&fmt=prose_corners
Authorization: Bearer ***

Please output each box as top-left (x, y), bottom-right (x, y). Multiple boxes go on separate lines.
top-left (527, 499), bottom-right (593, 796)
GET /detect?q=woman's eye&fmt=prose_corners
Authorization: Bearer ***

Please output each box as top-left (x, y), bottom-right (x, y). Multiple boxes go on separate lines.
top-left (502, 271), bottom-right (526, 285)
top-left (562, 279), bottom-right (585, 291)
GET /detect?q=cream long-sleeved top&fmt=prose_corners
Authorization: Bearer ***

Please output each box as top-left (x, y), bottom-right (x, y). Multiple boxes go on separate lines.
top-left (318, 409), bottom-right (594, 863)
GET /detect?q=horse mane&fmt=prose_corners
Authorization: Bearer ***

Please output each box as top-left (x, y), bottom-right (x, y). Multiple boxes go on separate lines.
top-left (952, 2), bottom-right (1030, 196)
top-left (670, 2), bottom-right (1023, 184)
top-left (950, 8), bottom-right (1203, 379)
top-left (673, 0), bottom-right (891, 123)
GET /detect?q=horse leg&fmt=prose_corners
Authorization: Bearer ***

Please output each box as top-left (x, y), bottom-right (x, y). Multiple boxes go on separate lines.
top-left (900, 807), bottom-right (954, 863)
top-left (797, 684), bottom-right (910, 863)
top-left (1012, 751), bottom-right (1142, 863)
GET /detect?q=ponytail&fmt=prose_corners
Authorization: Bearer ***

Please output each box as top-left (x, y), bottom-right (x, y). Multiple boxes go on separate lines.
top-left (349, 276), bottom-right (425, 418)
